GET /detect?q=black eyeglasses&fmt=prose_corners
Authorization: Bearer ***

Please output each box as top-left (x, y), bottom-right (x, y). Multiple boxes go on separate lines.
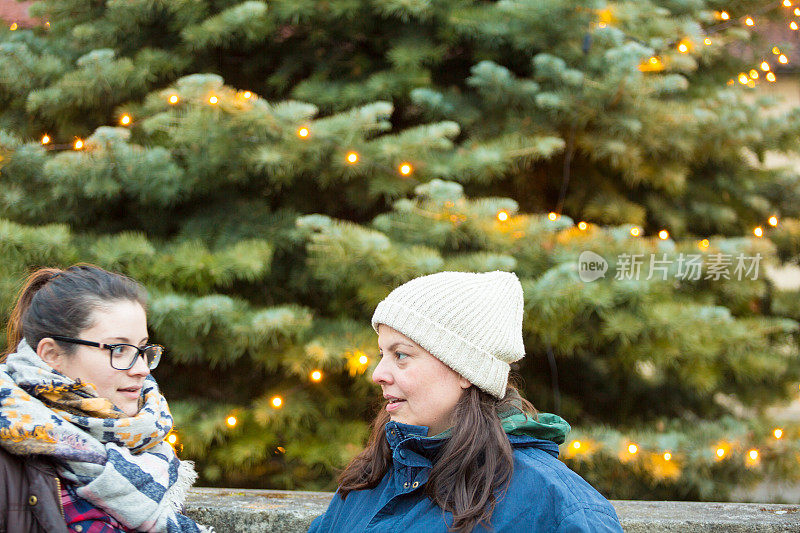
top-left (50, 335), bottom-right (163, 370)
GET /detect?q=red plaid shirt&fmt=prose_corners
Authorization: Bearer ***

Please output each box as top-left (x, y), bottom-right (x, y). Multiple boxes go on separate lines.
top-left (60, 480), bottom-right (134, 533)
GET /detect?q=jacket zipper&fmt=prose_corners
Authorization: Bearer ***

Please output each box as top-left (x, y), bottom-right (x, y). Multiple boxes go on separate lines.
top-left (54, 476), bottom-right (65, 518)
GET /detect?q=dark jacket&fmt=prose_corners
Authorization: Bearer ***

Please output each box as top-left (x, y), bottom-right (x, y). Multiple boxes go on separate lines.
top-left (0, 447), bottom-right (69, 533)
top-left (310, 416), bottom-right (622, 533)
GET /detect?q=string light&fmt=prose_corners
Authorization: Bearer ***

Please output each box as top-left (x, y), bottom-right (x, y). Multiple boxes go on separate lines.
top-left (745, 17), bottom-right (754, 26)
top-left (346, 151), bottom-right (359, 164)
top-left (738, 73), bottom-right (749, 85)
top-left (9, 23), bottom-right (17, 31)
top-left (784, 0), bottom-right (792, 6)
top-left (44, 21), bottom-right (49, 30)
top-left (704, 38), bottom-right (712, 45)
top-left (761, 62), bottom-right (770, 71)
top-left (572, 441), bottom-right (582, 450)
top-left (774, 47), bottom-right (782, 55)
top-left (167, 433), bottom-right (177, 445)
top-left (578, 221), bottom-right (588, 230)
top-left (768, 216), bottom-right (778, 226)
top-left (754, 226), bottom-right (763, 237)
top-left (226, 416), bottom-right (237, 427)
top-left (73, 139), bottom-right (84, 150)
top-left (658, 230), bottom-right (669, 240)
top-left (792, 21), bottom-right (798, 30)
top-left (548, 212), bottom-right (558, 221)
top-left (779, 54), bottom-right (789, 64)
top-left (208, 95), bottom-right (218, 104)
top-left (399, 163), bottom-right (413, 176)
top-left (359, 354), bottom-right (368, 365)
top-left (700, 239), bottom-right (710, 248)
top-left (497, 210), bottom-right (509, 222)
top-left (766, 72), bottom-right (777, 82)
top-left (774, 428), bottom-right (783, 439)
top-left (120, 114), bottom-right (132, 126)
top-left (630, 227), bottom-right (641, 237)
top-left (168, 94), bottom-right (179, 104)
top-left (719, 11), bottom-right (730, 20)
top-left (310, 370), bottom-right (322, 382)
top-left (297, 127), bottom-right (310, 138)
top-left (716, 447), bottom-right (727, 458)
top-left (749, 69), bottom-right (759, 79)
top-left (663, 452), bottom-right (672, 461)
top-left (795, 7), bottom-right (800, 15)
top-left (242, 91), bottom-right (252, 99)
top-left (41, 134), bottom-right (50, 145)
top-left (271, 396), bottom-right (283, 408)
top-left (678, 42), bottom-right (689, 53)
top-left (628, 444), bottom-right (638, 455)
top-left (749, 449), bottom-right (759, 460)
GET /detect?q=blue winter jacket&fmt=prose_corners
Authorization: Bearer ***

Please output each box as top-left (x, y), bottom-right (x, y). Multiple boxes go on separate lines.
top-left (309, 415), bottom-right (622, 532)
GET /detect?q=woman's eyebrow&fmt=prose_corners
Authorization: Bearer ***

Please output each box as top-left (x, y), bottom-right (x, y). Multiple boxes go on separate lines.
top-left (388, 342), bottom-right (416, 351)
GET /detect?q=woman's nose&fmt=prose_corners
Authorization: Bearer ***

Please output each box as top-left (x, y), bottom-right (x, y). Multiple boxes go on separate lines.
top-left (128, 353), bottom-right (151, 377)
top-left (372, 357), bottom-right (392, 385)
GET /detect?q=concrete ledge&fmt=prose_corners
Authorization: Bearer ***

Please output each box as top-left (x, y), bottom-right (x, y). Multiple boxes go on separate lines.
top-left (185, 488), bottom-right (800, 532)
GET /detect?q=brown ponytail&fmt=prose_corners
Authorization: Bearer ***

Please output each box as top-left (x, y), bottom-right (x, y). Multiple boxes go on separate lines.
top-left (2, 264), bottom-right (147, 362)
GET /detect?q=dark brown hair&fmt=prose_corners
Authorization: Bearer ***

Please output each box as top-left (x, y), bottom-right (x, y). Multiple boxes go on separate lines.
top-left (3, 264), bottom-right (147, 361)
top-left (337, 383), bottom-right (537, 532)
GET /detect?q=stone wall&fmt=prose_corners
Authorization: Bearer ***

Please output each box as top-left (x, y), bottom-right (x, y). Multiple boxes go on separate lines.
top-left (185, 488), bottom-right (800, 532)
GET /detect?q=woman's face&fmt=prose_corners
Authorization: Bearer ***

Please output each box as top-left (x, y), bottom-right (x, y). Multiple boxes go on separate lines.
top-left (373, 325), bottom-right (471, 436)
top-left (44, 300), bottom-right (151, 417)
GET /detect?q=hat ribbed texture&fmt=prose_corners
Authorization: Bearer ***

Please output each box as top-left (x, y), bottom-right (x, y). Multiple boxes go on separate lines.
top-left (371, 271), bottom-right (525, 398)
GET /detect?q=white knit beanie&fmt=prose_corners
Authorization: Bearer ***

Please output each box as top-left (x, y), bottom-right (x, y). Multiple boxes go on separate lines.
top-left (371, 271), bottom-right (525, 398)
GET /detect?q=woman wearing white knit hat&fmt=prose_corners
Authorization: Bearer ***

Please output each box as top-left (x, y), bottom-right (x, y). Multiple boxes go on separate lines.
top-left (309, 271), bottom-right (622, 533)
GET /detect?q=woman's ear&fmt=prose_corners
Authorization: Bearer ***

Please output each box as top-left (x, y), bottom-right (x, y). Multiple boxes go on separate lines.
top-left (37, 338), bottom-right (65, 372)
top-left (459, 376), bottom-right (472, 389)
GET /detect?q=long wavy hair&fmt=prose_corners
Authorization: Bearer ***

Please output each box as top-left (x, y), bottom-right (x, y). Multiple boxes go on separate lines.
top-left (337, 382), bottom-right (537, 532)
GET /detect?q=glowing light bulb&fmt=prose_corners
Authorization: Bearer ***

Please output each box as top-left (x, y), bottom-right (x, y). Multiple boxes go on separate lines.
top-left (699, 239), bottom-right (710, 248)
top-left (747, 80), bottom-right (755, 88)
top-left (41, 134), bottom-right (50, 145)
top-left (792, 21), bottom-right (799, 30)
top-left (749, 70), bottom-right (759, 79)
top-left (774, 47), bottom-right (782, 55)
top-left (658, 230), bottom-right (669, 240)
top-left (73, 139), bottom-right (84, 150)
top-left (209, 96), bottom-right (218, 104)
top-left (120, 114), bottom-right (132, 126)
top-left (628, 444), bottom-right (638, 455)
top-left (745, 17), bottom-right (754, 26)
top-left (678, 43), bottom-right (688, 53)
top-left (578, 221), bottom-right (588, 230)
top-left (271, 396), bottom-right (283, 408)
top-left (774, 428), bottom-right (783, 439)
top-left (572, 441), bottom-right (581, 450)
top-left (358, 354), bottom-right (368, 365)
top-left (761, 61), bottom-right (770, 71)
top-left (630, 227), bottom-right (640, 237)
top-left (310, 370), bottom-right (322, 382)
top-left (9, 23), bottom-right (17, 31)
top-left (768, 216), bottom-right (778, 226)
top-left (650, 56), bottom-right (659, 64)
top-left (168, 94), bottom-right (179, 104)
top-left (749, 449), bottom-right (759, 460)
top-left (548, 212), bottom-right (558, 221)
top-left (738, 73), bottom-right (749, 84)
top-left (704, 38), bottom-right (712, 45)
top-left (497, 210), bottom-right (509, 222)
top-left (242, 91), bottom-right (252, 99)
top-left (784, 0), bottom-right (792, 6)
top-left (346, 151), bottom-right (359, 164)
top-left (44, 21), bottom-right (50, 30)
top-left (167, 434), bottom-right (177, 445)
top-left (720, 11), bottom-right (730, 20)
top-left (716, 447), bottom-right (726, 458)
top-left (226, 416), bottom-right (237, 427)
top-left (297, 127), bottom-right (310, 138)
top-left (399, 163), bottom-right (413, 176)
top-left (663, 452), bottom-right (672, 461)
top-left (779, 54), bottom-right (789, 64)
top-left (754, 227), bottom-right (763, 237)
top-left (795, 7), bottom-right (800, 15)
top-left (766, 72), bottom-right (777, 82)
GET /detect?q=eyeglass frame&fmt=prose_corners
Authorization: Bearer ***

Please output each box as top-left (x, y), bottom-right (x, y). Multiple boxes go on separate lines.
top-left (49, 335), bottom-right (163, 370)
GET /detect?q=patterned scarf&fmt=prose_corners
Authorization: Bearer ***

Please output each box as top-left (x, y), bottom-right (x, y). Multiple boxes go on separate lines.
top-left (0, 340), bottom-right (212, 533)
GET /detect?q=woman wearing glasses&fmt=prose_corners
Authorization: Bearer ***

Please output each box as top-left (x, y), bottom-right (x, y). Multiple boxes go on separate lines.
top-left (0, 265), bottom-right (210, 532)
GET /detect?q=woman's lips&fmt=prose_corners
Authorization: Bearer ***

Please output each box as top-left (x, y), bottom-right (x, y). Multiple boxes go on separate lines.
top-left (386, 399), bottom-right (406, 412)
top-left (118, 387), bottom-right (142, 400)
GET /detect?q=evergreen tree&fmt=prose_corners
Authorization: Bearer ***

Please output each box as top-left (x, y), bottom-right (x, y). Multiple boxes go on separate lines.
top-left (1, 0), bottom-right (800, 499)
